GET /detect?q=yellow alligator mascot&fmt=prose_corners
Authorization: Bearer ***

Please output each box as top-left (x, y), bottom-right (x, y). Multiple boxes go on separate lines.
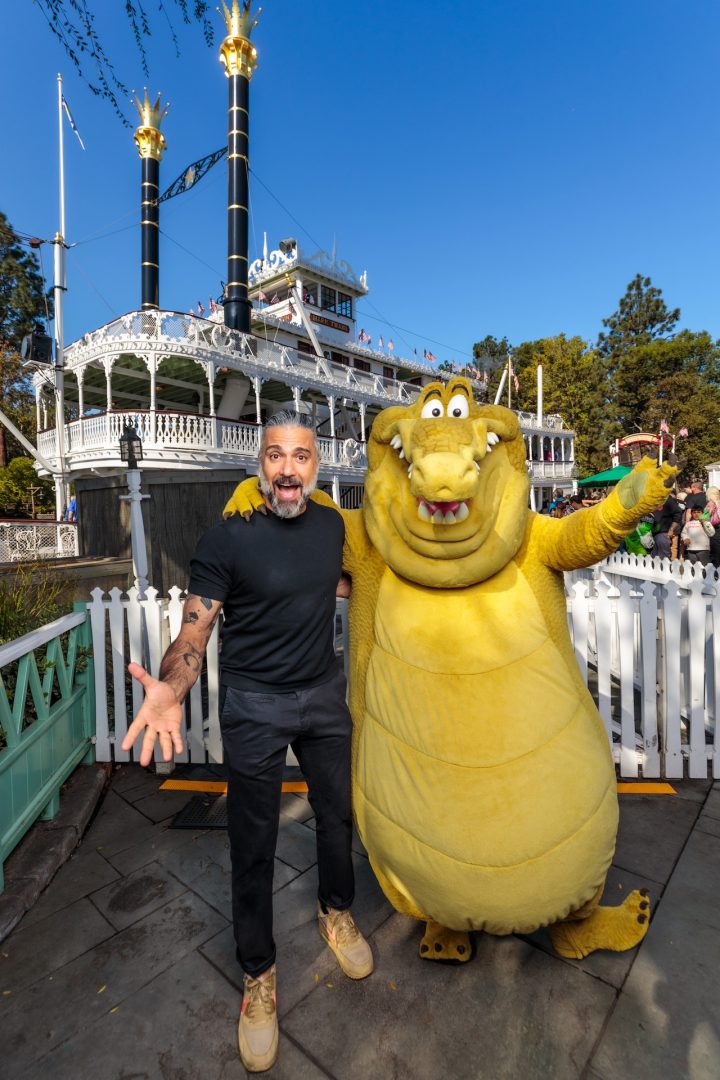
top-left (226, 379), bottom-right (675, 962)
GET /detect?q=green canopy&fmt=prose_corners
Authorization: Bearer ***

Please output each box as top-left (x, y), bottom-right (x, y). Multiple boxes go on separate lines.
top-left (577, 465), bottom-right (632, 486)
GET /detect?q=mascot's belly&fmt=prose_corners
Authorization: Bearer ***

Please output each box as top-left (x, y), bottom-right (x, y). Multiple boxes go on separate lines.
top-left (353, 563), bottom-right (618, 934)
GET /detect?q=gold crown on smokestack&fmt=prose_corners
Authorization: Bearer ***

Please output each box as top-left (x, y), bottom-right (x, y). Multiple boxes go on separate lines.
top-left (218, 0), bottom-right (261, 40)
top-left (133, 89), bottom-right (169, 130)
top-left (133, 90), bottom-right (169, 160)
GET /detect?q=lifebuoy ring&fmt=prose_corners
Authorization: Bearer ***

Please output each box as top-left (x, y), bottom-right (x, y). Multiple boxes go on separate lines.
top-left (344, 438), bottom-right (364, 465)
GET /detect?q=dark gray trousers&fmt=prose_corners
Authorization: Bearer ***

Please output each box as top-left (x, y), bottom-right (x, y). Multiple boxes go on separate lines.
top-left (219, 663), bottom-right (354, 977)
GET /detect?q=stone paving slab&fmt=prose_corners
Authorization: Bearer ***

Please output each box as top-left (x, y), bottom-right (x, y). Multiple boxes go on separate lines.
top-left (83, 790), bottom-right (165, 858)
top-left (18, 849), bottom-right (120, 930)
top-left (1, 896), bottom-right (114, 995)
top-left (157, 828), bottom-right (234, 884)
top-left (104, 819), bottom-right (208, 876)
top-left (283, 913), bottom-right (617, 1080)
top-left (591, 828), bottom-right (720, 1080)
top-left (613, 792), bottom-right (700, 884)
top-left (700, 787), bottom-right (720, 819)
top-left (131, 787), bottom-right (198, 823)
top-left (695, 812), bottom-right (720, 839)
top-left (90, 862), bottom-right (189, 931)
top-left (17, 950), bottom-right (328, 1080)
top-left (1, 891), bottom-right (228, 1076)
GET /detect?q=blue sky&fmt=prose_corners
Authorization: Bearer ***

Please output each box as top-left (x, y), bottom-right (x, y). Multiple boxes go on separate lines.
top-left (3, 1), bottom-right (719, 365)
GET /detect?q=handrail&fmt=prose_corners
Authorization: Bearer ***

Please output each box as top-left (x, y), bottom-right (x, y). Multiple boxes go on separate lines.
top-left (0, 610), bottom-right (86, 666)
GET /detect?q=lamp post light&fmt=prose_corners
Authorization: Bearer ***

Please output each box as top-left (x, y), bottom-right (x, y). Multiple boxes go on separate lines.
top-left (119, 424), bottom-right (150, 600)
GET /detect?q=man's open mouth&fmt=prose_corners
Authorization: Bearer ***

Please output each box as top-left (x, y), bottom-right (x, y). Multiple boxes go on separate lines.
top-left (416, 498), bottom-right (470, 525)
top-left (274, 480), bottom-right (303, 501)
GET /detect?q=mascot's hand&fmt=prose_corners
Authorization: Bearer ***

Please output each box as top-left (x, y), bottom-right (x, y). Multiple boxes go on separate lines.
top-left (614, 457), bottom-right (678, 514)
top-left (310, 488), bottom-right (340, 511)
top-left (223, 477), bottom-right (266, 520)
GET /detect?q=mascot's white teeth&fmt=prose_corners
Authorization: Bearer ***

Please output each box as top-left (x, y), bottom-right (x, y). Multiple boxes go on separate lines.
top-left (407, 463), bottom-right (414, 480)
top-left (390, 433), bottom-right (406, 460)
top-left (417, 499), bottom-right (469, 525)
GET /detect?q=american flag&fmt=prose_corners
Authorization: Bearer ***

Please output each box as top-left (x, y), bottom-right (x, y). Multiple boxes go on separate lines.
top-left (197, 301), bottom-right (205, 316)
top-left (660, 418), bottom-right (669, 433)
top-left (257, 291), bottom-right (268, 302)
top-left (378, 336), bottom-right (384, 348)
top-left (358, 328), bottom-right (370, 343)
top-left (62, 95), bottom-right (86, 150)
top-left (424, 349), bottom-right (438, 363)
top-left (678, 426), bottom-right (689, 437)
top-left (209, 297), bottom-right (217, 313)
top-left (387, 340), bottom-right (394, 351)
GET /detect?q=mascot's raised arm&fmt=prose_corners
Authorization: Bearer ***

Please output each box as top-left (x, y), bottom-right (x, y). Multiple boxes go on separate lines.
top-left (225, 379), bottom-right (676, 963)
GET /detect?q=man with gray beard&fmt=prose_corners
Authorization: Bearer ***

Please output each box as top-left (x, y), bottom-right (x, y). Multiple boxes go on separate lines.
top-left (122, 411), bottom-right (372, 1073)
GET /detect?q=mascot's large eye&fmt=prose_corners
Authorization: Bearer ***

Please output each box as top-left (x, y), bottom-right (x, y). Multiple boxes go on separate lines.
top-left (421, 398), bottom-right (444, 419)
top-left (448, 394), bottom-right (469, 419)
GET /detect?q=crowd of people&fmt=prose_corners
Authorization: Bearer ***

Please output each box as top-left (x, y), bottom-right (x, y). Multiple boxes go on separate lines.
top-left (543, 479), bottom-right (720, 567)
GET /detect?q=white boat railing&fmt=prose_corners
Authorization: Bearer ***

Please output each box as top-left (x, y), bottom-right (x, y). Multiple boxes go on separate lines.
top-left (37, 411), bottom-right (368, 474)
top-left (61, 311), bottom-right (420, 409)
top-left (527, 461), bottom-right (576, 479)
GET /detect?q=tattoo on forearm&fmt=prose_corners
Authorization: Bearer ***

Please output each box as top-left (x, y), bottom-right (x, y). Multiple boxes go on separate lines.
top-left (182, 595), bottom-right (214, 623)
top-left (159, 638), bottom-right (205, 701)
top-left (181, 643), bottom-right (202, 673)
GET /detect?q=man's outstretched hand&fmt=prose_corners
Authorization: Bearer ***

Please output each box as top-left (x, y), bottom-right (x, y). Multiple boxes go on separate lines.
top-left (122, 662), bottom-right (185, 767)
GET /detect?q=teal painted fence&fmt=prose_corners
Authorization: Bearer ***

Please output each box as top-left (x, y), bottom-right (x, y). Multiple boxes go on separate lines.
top-left (0, 605), bottom-right (95, 891)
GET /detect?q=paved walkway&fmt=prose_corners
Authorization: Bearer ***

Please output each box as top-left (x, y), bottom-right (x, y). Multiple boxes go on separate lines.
top-left (1, 768), bottom-right (719, 1079)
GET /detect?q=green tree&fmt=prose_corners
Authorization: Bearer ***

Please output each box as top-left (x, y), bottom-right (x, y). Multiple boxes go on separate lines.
top-left (610, 330), bottom-right (720, 437)
top-left (36, 1), bottom-right (215, 123)
top-left (597, 274), bottom-right (680, 360)
top-left (0, 457), bottom-right (55, 518)
top-left (511, 335), bottom-right (611, 475)
top-left (0, 212), bottom-right (53, 468)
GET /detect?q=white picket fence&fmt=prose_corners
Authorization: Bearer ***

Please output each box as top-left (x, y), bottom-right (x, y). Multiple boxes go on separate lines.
top-left (87, 556), bottom-right (720, 778)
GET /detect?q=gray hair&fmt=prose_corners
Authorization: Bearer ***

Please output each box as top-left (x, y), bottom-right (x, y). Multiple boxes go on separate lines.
top-left (259, 410), bottom-right (316, 456)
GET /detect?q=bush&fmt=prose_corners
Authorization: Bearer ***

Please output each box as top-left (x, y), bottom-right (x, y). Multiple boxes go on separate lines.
top-left (0, 563), bottom-right (68, 645)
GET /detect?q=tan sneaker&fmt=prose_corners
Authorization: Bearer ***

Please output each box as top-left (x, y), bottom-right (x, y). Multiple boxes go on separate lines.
top-left (318, 904), bottom-right (374, 979)
top-left (238, 966), bottom-right (279, 1073)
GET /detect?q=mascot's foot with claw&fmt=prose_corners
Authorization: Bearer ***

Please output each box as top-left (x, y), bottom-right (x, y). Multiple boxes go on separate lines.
top-left (419, 921), bottom-right (472, 963)
top-left (549, 889), bottom-right (651, 959)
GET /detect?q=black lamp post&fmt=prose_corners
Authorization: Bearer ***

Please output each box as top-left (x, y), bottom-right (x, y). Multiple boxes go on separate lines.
top-left (119, 425), bottom-right (144, 470)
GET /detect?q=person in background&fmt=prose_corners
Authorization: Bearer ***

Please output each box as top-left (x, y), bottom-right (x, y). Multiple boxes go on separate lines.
top-left (680, 505), bottom-right (714, 566)
top-left (703, 486), bottom-right (720, 565)
top-left (651, 492), bottom-right (683, 560)
top-left (683, 480), bottom-right (707, 522)
top-left (563, 493), bottom-right (585, 516)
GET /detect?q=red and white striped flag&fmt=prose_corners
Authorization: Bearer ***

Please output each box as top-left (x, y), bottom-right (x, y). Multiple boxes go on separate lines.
top-left (660, 418), bottom-right (669, 433)
top-left (678, 426), bottom-right (689, 437)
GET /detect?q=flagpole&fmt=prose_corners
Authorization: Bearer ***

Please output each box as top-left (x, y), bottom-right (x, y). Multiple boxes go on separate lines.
top-left (53, 73), bottom-right (68, 521)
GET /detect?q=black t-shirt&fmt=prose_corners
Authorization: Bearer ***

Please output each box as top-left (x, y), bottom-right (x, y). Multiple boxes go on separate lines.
top-left (188, 501), bottom-right (344, 693)
top-left (655, 495), bottom-right (683, 532)
top-left (685, 492), bottom-right (707, 513)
